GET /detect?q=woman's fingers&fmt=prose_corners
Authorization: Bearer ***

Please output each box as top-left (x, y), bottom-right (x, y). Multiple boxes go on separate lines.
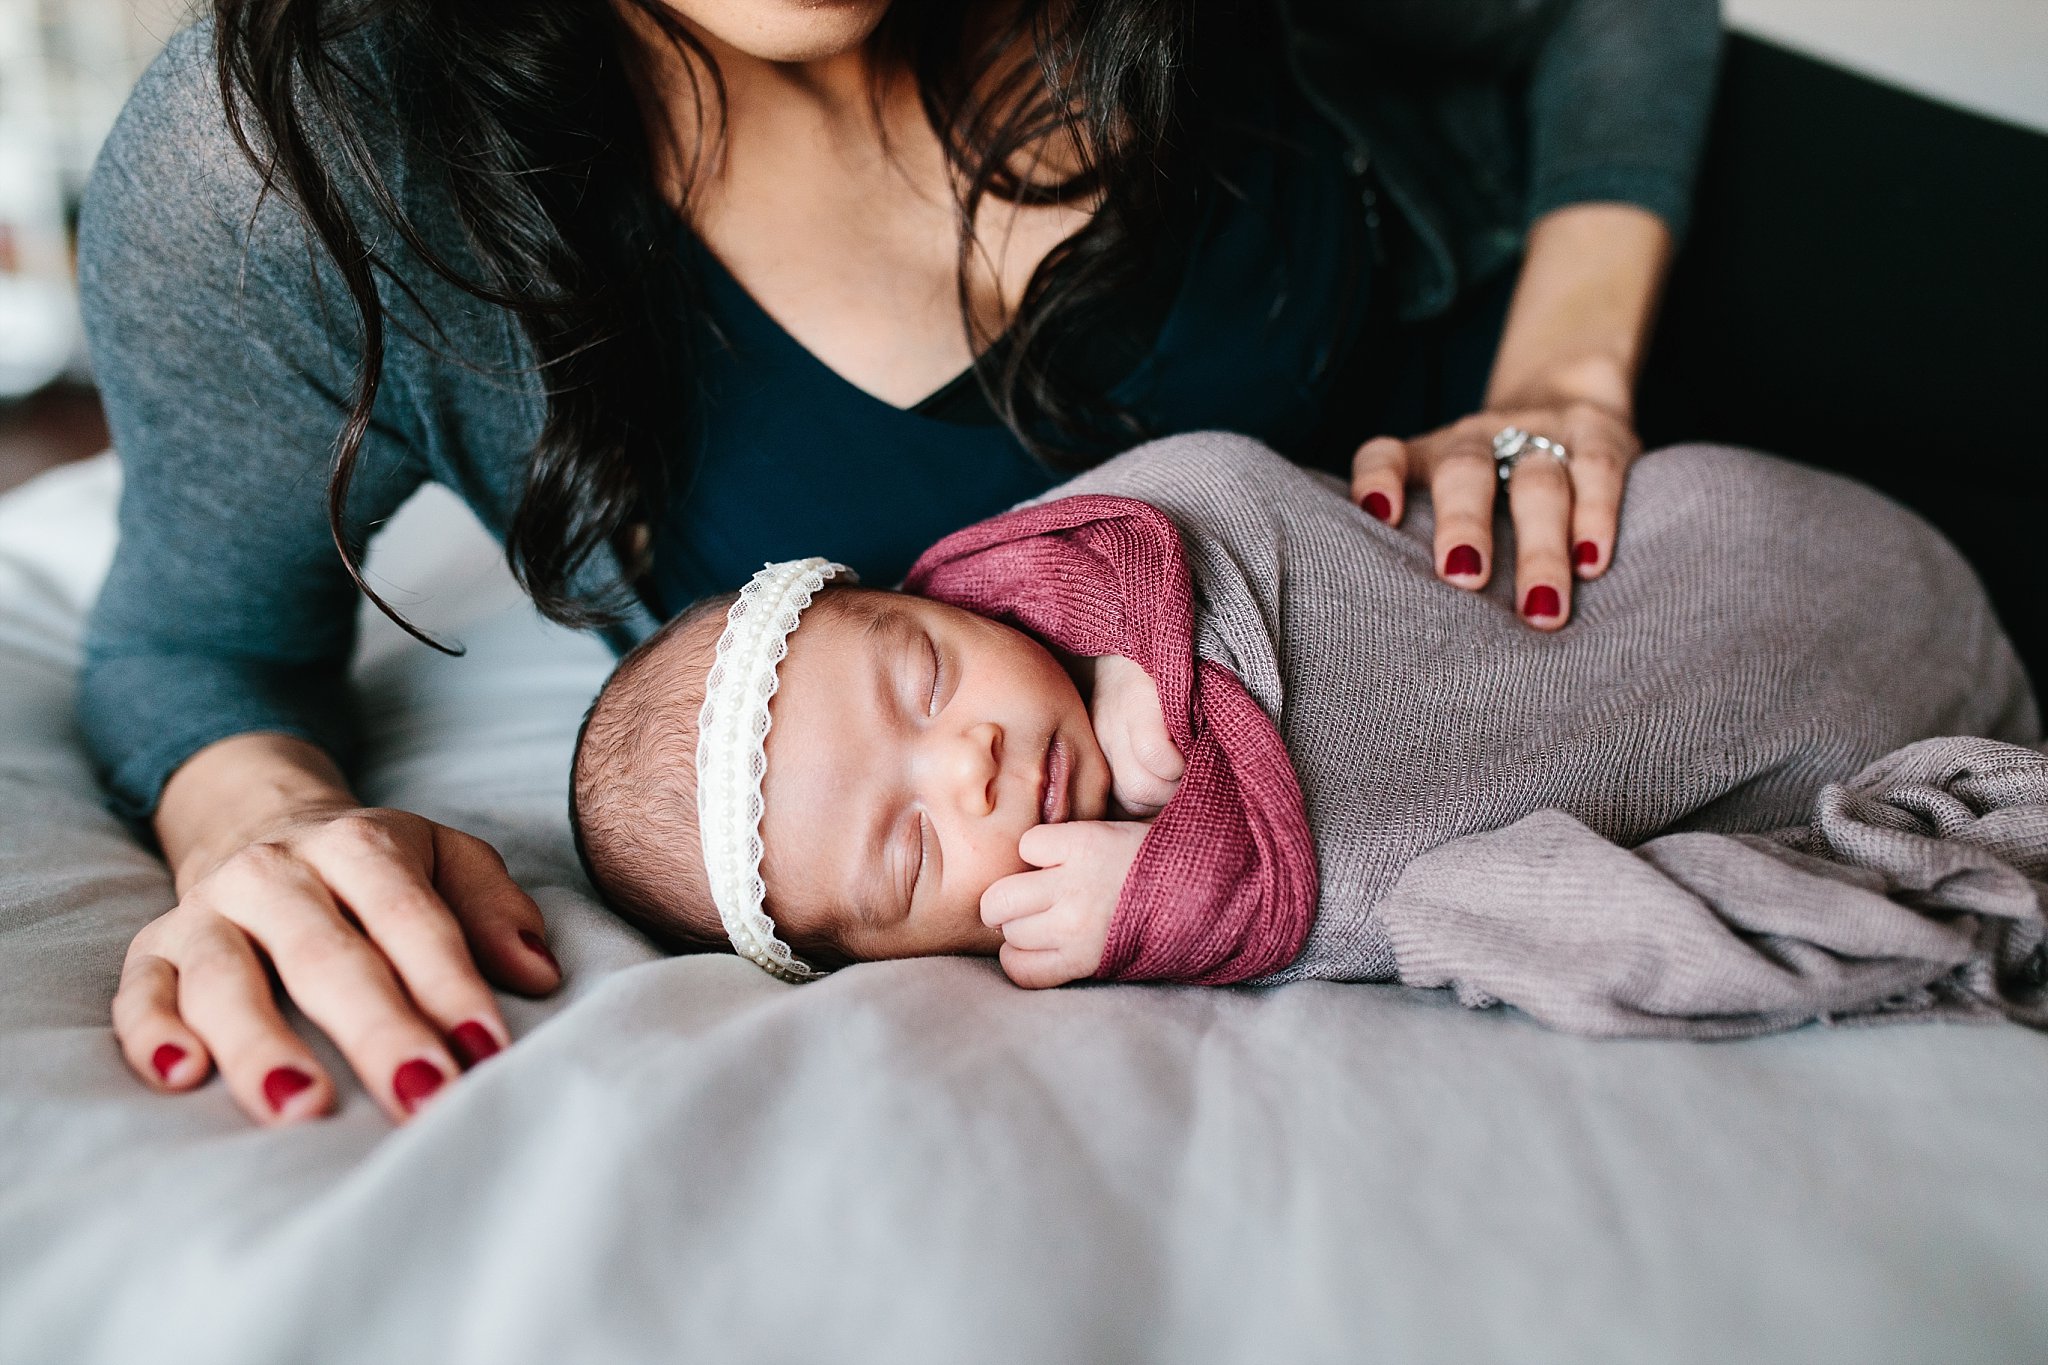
top-left (113, 947), bottom-right (208, 1092)
top-left (309, 820), bottom-right (510, 1068)
top-left (1561, 407), bottom-right (1638, 580)
top-left (1422, 425), bottom-right (1499, 589)
top-left (431, 826), bottom-right (560, 996)
top-left (1381, 402), bottom-right (1642, 617)
top-left (166, 917), bottom-right (332, 1124)
top-left (1350, 436), bottom-right (1409, 523)
top-left (220, 857), bottom-right (460, 1124)
top-left (111, 806), bottom-right (545, 1126)
top-left (1505, 446), bottom-right (1575, 629)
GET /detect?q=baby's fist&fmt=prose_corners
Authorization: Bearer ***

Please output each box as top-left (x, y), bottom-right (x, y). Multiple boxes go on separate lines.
top-left (979, 821), bottom-right (1148, 989)
top-left (1088, 655), bottom-right (1185, 818)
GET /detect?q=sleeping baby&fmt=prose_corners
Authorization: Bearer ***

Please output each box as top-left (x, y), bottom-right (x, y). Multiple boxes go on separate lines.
top-left (572, 432), bottom-right (2048, 1037)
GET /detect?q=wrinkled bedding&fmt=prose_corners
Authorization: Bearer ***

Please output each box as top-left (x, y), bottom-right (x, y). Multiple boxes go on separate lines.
top-left (3, 456), bottom-right (2047, 1365)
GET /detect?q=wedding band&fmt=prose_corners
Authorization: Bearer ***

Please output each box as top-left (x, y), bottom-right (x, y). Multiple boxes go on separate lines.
top-left (1492, 426), bottom-right (1570, 483)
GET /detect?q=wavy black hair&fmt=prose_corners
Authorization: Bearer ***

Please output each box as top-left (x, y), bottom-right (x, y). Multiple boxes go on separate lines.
top-left (210, 0), bottom-right (1201, 643)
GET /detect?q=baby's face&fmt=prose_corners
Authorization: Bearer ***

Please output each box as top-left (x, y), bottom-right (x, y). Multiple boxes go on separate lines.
top-left (758, 590), bottom-right (1114, 961)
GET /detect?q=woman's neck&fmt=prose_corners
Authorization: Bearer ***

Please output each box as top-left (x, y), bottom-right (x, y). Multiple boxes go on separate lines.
top-left (620, 5), bottom-right (915, 201)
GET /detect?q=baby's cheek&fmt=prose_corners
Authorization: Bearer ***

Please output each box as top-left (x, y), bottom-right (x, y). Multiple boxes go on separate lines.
top-left (948, 836), bottom-right (1030, 940)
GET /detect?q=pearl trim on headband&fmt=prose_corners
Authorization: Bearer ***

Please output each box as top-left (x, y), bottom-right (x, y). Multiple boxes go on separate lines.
top-left (695, 557), bottom-right (854, 983)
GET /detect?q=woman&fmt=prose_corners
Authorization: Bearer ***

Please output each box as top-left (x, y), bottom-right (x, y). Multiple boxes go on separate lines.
top-left (77, 0), bottom-right (1720, 1124)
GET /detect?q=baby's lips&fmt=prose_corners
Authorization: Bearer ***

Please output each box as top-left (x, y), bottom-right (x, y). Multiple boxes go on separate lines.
top-left (1039, 733), bottom-right (1073, 826)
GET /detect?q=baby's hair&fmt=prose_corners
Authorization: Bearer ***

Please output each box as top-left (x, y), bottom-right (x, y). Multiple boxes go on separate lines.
top-left (569, 583), bottom-right (899, 956)
top-left (569, 590), bottom-right (738, 953)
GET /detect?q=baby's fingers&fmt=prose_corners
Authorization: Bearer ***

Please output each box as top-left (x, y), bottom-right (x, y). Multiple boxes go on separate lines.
top-left (999, 943), bottom-right (1090, 990)
top-left (997, 910), bottom-right (1072, 953)
top-left (1110, 772), bottom-right (1176, 821)
top-left (1018, 819), bottom-right (1129, 869)
top-left (980, 867), bottom-right (1060, 928)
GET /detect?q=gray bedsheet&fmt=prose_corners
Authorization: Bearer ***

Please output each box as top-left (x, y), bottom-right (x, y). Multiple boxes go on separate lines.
top-left (3, 458), bottom-right (2045, 1365)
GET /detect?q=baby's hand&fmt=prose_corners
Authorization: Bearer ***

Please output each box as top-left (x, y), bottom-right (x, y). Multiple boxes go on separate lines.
top-left (1088, 655), bottom-right (1185, 819)
top-left (980, 821), bottom-right (1148, 988)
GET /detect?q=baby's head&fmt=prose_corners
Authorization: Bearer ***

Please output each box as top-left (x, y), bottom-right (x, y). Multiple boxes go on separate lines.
top-left (571, 562), bottom-right (1114, 974)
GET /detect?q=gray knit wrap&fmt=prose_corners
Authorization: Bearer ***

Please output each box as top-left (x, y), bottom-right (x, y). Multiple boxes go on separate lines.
top-left (1035, 433), bottom-right (2047, 1035)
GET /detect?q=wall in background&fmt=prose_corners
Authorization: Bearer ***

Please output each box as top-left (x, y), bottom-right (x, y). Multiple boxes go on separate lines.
top-left (1726, 0), bottom-right (2048, 133)
top-left (0, 0), bottom-right (188, 397)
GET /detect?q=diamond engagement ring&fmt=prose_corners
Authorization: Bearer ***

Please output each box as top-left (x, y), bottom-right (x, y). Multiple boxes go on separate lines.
top-left (1492, 426), bottom-right (1570, 483)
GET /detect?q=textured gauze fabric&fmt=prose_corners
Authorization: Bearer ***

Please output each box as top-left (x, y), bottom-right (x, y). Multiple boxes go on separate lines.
top-left (907, 431), bottom-right (2048, 1036)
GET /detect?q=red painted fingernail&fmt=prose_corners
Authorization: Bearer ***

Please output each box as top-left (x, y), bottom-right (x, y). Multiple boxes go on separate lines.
top-left (1362, 491), bottom-right (1392, 522)
top-left (449, 1021), bottom-right (501, 1068)
top-left (1524, 585), bottom-right (1562, 619)
top-left (392, 1059), bottom-right (445, 1113)
top-left (519, 930), bottom-right (560, 973)
top-left (151, 1043), bottom-right (186, 1082)
top-left (1445, 544), bottom-right (1483, 577)
top-left (1573, 540), bottom-right (1598, 567)
top-left (263, 1066), bottom-right (314, 1113)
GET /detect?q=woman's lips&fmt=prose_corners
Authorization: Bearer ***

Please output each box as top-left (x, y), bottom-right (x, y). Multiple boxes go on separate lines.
top-left (1039, 734), bottom-right (1072, 825)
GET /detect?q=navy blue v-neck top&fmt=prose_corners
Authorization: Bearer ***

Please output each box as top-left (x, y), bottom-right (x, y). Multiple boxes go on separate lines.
top-left (647, 68), bottom-right (1374, 613)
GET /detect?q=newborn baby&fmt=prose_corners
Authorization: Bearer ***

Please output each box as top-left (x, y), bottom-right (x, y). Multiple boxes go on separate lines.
top-left (572, 571), bottom-right (1187, 986)
top-left (573, 432), bottom-right (2048, 1035)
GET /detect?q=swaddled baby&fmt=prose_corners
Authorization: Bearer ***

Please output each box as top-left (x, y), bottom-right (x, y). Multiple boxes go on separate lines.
top-left (572, 571), bottom-right (1192, 987)
top-left (573, 433), bottom-right (2048, 1035)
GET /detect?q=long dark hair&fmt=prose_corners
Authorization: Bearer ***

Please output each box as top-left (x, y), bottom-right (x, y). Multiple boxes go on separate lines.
top-left (210, 0), bottom-right (1196, 644)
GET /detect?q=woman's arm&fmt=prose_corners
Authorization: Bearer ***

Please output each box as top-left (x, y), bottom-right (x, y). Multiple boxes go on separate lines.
top-left (77, 26), bottom-right (405, 820)
top-left (81, 27), bottom-right (556, 1125)
top-left (1483, 203), bottom-right (1672, 422)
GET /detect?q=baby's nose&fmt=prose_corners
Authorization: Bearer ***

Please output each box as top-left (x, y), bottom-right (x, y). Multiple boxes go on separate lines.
top-left (933, 721), bottom-right (1003, 817)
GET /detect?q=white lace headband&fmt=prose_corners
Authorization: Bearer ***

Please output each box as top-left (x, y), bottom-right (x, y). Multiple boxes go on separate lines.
top-left (695, 557), bottom-right (855, 983)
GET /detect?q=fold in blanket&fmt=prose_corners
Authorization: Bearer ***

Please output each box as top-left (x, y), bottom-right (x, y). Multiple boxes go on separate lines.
top-left (1382, 736), bottom-right (2048, 1036)
top-left (908, 432), bottom-right (2048, 1036)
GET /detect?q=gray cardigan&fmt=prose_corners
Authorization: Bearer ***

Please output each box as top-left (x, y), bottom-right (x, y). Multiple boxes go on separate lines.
top-left (75, 1), bottom-right (1722, 820)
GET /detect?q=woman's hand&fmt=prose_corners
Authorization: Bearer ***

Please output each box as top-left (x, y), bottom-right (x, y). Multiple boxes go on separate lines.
top-left (1350, 394), bottom-right (1642, 630)
top-left (116, 734), bottom-right (561, 1126)
top-left (1350, 203), bottom-right (1671, 630)
top-left (1084, 654), bottom-right (1185, 818)
top-left (979, 820), bottom-right (1149, 988)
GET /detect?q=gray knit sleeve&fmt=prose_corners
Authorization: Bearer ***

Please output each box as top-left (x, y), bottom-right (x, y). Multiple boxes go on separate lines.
top-left (1522, 0), bottom-right (1725, 237)
top-left (75, 25), bottom-right (427, 822)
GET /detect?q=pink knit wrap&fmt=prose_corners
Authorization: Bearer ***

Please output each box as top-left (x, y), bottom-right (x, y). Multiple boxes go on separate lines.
top-left (903, 494), bottom-right (1317, 984)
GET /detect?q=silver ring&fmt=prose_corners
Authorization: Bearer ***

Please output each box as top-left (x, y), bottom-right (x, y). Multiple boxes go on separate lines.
top-left (1492, 426), bottom-right (1570, 484)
